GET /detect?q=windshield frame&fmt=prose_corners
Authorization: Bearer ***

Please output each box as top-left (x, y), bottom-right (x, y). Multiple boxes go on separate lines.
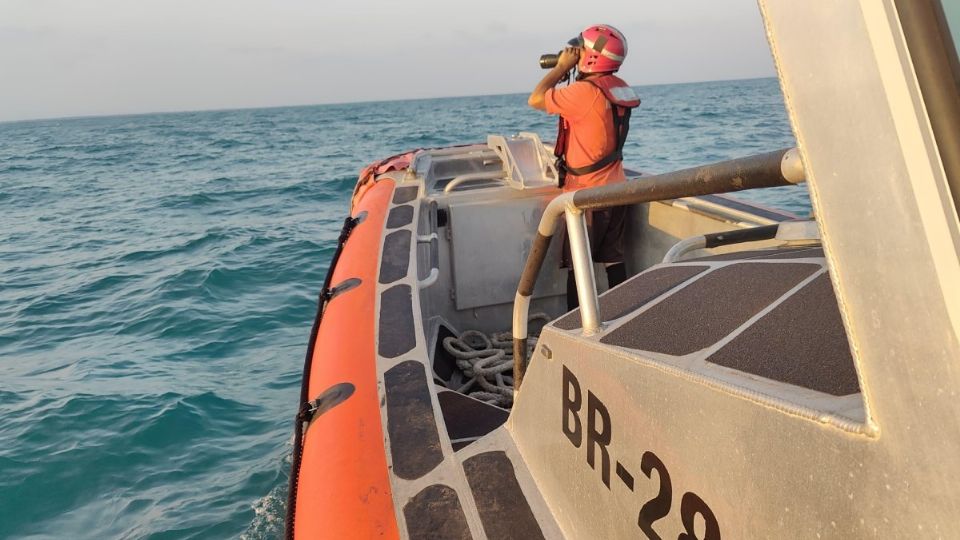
top-left (894, 0), bottom-right (960, 218)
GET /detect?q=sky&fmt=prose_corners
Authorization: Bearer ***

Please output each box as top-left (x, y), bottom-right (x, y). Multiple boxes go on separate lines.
top-left (0, 0), bottom-right (776, 122)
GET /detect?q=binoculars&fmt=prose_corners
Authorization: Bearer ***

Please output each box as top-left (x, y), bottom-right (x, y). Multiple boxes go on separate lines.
top-left (539, 53), bottom-right (561, 69)
top-left (539, 36), bottom-right (582, 69)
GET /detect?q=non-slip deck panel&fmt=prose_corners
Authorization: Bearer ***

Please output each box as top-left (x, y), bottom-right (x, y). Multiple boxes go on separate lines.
top-left (379, 230), bottom-right (411, 284)
top-left (452, 440), bottom-right (474, 452)
top-left (437, 390), bottom-right (509, 440)
top-left (387, 205), bottom-right (414, 228)
top-left (688, 246), bottom-right (821, 262)
top-left (601, 263), bottom-right (820, 355)
top-left (463, 451), bottom-right (544, 540)
top-left (403, 484), bottom-right (472, 540)
top-left (379, 285), bottom-right (416, 358)
top-left (707, 273), bottom-right (859, 395)
top-left (554, 265), bottom-right (709, 330)
top-left (393, 186), bottom-right (419, 204)
top-left (384, 361), bottom-right (444, 480)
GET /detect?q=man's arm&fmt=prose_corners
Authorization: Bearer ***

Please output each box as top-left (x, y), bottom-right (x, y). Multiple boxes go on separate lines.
top-left (528, 47), bottom-right (580, 111)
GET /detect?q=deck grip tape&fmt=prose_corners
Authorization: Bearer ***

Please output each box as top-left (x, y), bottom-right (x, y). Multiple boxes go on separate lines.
top-left (393, 186), bottom-right (419, 204)
top-left (384, 360), bottom-right (444, 480)
top-left (379, 230), bottom-right (411, 284)
top-left (554, 265), bottom-right (708, 330)
top-left (403, 484), bottom-right (472, 540)
top-left (387, 205), bottom-right (414, 228)
top-left (378, 285), bottom-right (416, 358)
top-left (437, 390), bottom-right (508, 440)
top-left (601, 263), bottom-right (819, 355)
top-left (708, 273), bottom-right (859, 395)
top-left (463, 451), bottom-right (544, 540)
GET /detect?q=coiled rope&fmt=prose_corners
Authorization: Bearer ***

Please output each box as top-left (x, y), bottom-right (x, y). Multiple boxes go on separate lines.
top-left (442, 313), bottom-right (550, 408)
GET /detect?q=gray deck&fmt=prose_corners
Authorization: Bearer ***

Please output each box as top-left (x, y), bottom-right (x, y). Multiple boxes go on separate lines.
top-left (554, 246), bottom-right (860, 397)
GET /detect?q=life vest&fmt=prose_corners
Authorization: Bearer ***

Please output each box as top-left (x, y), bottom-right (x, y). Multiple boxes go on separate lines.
top-left (554, 74), bottom-right (640, 186)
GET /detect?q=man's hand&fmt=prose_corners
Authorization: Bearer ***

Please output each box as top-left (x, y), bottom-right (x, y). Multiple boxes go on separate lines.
top-left (556, 46), bottom-right (580, 71)
top-left (528, 46), bottom-right (581, 111)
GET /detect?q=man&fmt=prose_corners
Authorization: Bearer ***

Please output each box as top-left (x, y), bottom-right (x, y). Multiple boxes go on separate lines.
top-left (528, 24), bottom-right (640, 310)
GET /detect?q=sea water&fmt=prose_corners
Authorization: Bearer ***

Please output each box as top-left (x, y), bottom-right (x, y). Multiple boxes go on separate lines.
top-left (0, 77), bottom-right (806, 539)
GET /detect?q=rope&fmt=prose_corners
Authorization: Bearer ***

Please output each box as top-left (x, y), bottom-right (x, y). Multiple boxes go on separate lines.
top-left (442, 313), bottom-right (551, 408)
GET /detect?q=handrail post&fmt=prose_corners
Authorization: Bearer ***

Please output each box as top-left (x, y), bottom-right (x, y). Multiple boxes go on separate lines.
top-left (564, 207), bottom-right (602, 334)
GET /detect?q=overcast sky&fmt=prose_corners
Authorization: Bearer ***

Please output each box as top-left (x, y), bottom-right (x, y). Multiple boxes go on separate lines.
top-left (0, 0), bottom-right (775, 122)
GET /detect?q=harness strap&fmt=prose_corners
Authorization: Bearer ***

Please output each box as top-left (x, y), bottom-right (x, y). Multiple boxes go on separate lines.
top-left (564, 105), bottom-right (631, 176)
top-left (554, 116), bottom-right (569, 187)
top-left (555, 77), bottom-right (633, 182)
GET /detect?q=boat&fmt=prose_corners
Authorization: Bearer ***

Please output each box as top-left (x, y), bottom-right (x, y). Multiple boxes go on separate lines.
top-left (285, 1), bottom-right (960, 538)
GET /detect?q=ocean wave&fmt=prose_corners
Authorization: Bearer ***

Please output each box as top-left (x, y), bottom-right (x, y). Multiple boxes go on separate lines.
top-left (240, 477), bottom-right (288, 540)
top-left (114, 233), bottom-right (224, 264)
top-left (170, 152), bottom-right (217, 166)
top-left (0, 389), bottom-right (25, 407)
top-left (209, 138), bottom-right (255, 150)
top-left (0, 390), bottom-right (283, 538)
top-left (0, 164), bottom-right (39, 175)
top-left (155, 180), bottom-right (335, 210)
top-left (15, 273), bottom-right (142, 320)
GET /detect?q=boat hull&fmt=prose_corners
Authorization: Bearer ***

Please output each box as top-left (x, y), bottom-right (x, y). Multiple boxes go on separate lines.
top-left (289, 178), bottom-right (399, 539)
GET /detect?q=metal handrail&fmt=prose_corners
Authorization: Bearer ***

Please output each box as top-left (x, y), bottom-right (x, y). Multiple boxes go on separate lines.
top-left (443, 172), bottom-right (507, 193)
top-left (512, 147), bottom-right (806, 390)
top-left (662, 224), bottom-right (781, 263)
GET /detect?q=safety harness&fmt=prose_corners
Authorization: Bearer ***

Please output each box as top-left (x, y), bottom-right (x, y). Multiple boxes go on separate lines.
top-left (554, 74), bottom-right (640, 187)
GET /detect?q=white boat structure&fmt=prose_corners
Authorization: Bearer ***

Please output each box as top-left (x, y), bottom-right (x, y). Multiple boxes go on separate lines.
top-left (286, 1), bottom-right (960, 538)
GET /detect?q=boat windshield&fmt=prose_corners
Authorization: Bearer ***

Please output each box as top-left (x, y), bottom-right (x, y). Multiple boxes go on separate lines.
top-left (901, 0), bottom-right (960, 223)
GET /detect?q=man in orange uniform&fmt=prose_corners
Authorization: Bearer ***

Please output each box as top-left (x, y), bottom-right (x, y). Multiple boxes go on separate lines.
top-left (528, 24), bottom-right (640, 309)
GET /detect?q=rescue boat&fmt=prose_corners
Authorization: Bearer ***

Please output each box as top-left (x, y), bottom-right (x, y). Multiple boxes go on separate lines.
top-left (286, 1), bottom-right (960, 538)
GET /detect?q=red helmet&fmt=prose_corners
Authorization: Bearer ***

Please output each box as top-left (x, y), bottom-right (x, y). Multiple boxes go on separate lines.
top-left (576, 24), bottom-right (628, 73)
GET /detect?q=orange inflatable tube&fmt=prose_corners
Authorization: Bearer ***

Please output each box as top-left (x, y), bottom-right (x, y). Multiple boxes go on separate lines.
top-left (290, 178), bottom-right (399, 539)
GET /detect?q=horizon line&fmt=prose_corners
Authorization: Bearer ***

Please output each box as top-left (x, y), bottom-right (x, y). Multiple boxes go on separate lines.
top-left (0, 75), bottom-right (777, 126)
